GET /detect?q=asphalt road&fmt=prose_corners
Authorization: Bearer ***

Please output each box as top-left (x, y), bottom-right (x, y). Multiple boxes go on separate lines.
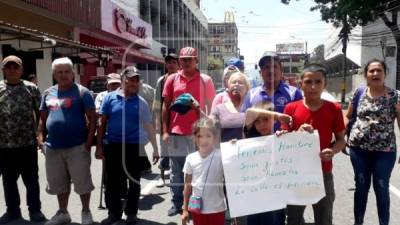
top-left (1, 131), bottom-right (400, 225)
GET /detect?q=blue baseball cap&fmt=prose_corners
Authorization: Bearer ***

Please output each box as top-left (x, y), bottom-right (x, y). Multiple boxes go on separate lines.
top-left (228, 58), bottom-right (244, 70)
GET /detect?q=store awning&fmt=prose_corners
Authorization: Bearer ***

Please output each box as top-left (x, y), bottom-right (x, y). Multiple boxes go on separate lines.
top-left (79, 32), bottom-right (165, 65)
top-left (0, 20), bottom-right (113, 55)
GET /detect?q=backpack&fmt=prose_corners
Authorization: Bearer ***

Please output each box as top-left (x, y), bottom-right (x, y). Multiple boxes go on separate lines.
top-left (346, 86), bottom-right (366, 138)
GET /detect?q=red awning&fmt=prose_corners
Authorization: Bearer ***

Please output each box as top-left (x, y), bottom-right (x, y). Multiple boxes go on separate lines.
top-left (79, 33), bottom-right (164, 65)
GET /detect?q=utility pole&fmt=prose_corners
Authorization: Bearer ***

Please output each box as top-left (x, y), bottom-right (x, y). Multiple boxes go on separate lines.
top-left (380, 36), bottom-right (387, 61)
top-left (340, 15), bottom-right (349, 104)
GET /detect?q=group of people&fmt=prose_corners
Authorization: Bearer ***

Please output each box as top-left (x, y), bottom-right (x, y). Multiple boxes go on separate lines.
top-left (0, 44), bottom-right (398, 225)
top-left (155, 49), bottom-right (398, 225)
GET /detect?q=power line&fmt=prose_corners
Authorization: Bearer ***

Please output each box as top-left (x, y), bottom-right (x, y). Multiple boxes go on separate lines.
top-left (236, 20), bottom-right (322, 28)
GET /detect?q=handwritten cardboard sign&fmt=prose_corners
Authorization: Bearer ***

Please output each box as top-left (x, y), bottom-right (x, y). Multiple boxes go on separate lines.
top-left (221, 131), bottom-right (325, 217)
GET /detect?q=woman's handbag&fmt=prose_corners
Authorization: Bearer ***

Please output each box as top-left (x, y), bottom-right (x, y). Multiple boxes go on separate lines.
top-left (188, 195), bottom-right (203, 214)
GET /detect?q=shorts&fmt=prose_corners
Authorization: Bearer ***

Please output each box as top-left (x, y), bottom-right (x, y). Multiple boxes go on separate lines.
top-left (44, 143), bottom-right (94, 195)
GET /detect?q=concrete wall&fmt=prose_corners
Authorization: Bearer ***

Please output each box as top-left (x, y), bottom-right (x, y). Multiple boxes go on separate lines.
top-left (325, 13), bottom-right (400, 91)
top-left (361, 17), bottom-right (399, 90)
top-left (0, 2), bottom-right (73, 38)
top-left (0, 38), bottom-right (53, 92)
top-left (326, 73), bottom-right (359, 102)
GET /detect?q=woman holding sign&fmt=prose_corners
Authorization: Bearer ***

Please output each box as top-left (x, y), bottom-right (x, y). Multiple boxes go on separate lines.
top-left (346, 59), bottom-right (400, 225)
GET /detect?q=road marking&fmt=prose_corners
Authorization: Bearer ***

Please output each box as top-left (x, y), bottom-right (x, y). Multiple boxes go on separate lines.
top-left (140, 177), bottom-right (160, 198)
top-left (389, 184), bottom-right (400, 198)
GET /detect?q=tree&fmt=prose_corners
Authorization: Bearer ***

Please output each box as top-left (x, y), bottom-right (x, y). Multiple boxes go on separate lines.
top-left (207, 56), bottom-right (224, 87)
top-left (282, 0), bottom-right (400, 89)
top-left (310, 44), bottom-right (325, 63)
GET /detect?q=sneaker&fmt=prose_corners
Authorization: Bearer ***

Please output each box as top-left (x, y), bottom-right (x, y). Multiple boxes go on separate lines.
top-left (45, 211), bottom-right (71, 225)
top-left (0, 211), bottom-right (22, 224)
top-left (141, 168), bottom-right (152, 176)
top-left (167, 205), bottom-right (182, 216)
top-left (29, 210), bottom-right (47, 222)
top-left (126, 214), bottom-right (139, 225)
top-left (100, 214), bottom-right (121, 225)
top-left (81, 210), bottom-right (93, 225)
top-left (156, 178), bottom-right (165, 188)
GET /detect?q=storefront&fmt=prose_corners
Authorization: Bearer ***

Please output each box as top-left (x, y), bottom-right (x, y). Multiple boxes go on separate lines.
top-left (0, 20), bottom-right (111, 92)
top-left (77, 0), bottom-right (165, 86)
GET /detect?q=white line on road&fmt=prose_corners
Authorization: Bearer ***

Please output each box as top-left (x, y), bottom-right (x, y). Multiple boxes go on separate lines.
top-left (390, 184), bottom-right (400, 198)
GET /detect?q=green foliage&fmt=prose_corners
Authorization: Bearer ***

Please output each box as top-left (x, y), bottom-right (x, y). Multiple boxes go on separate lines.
top-left (281, 1), bottom-right (400, 32)
top-left (282, 0), bottom-right (400, 88)
top-left (207, 56), bottom-right (224, 70)
top-left (207, 56), bottom-right (224, 86)
top-left (310, 44), bottom-right (324, 63)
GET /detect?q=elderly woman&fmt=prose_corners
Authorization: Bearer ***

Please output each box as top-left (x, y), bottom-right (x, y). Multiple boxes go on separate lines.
top-left (211, 71), bottom-right (250, 142)
top-left (211, 65), bottom-right (240, 109)
top-left (346, 59), bottom-right (400, 225)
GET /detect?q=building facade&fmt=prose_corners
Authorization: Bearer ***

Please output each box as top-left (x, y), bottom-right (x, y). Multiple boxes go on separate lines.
top-left (323, 17), bottom-right (399, 100)
top-left (276, 42), bottom-right (309, 87)
top-left (139, 0), bottom-right (208, 85)
top-left (208, 11), bottom-right (239, 66)
top-left (0, 0), bottom-right (208, 90)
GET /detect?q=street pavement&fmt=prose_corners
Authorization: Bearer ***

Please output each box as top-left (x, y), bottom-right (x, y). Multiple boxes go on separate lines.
top-left (2, 131), bottom-right (400, 225)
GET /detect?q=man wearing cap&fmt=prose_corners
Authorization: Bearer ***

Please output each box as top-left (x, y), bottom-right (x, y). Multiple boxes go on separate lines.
top-left (0, 55), bottom-right (46, 223)
top-left (95, 73), bottom-right (121, 113)
top-left (38, 57), bottom-right (96, 225)
top-left (242, 51), bottom-right (302, 131)
top-left (162, 46), bottom-right (216, 216)
top-left (94, 73), bottom-right (121, 209)
top-left (95, 66), bottom-right (159, 225)
top-left (153, 53), bottom-right (179, 187)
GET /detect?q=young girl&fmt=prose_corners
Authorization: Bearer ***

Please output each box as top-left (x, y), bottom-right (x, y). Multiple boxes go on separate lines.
top-left (182, 118), bottom-right (226, 225)
top-left (243, 103), bottom-right (292, 225)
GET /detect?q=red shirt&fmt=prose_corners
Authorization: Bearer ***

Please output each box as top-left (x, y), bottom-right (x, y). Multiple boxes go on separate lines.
top-left (282, 100), bottom-right (345, 173)
top-left (162, 70), bottom-right (216, 135)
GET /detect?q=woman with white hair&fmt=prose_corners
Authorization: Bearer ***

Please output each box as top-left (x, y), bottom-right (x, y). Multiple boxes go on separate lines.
top-left (211, 65), bottom-right (240, 109)
top-left (211, 72), bottom-right (250, 142)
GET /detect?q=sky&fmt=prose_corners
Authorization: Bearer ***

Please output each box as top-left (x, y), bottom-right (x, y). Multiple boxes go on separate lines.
top-left (201, 0), bottom-right (334, 67)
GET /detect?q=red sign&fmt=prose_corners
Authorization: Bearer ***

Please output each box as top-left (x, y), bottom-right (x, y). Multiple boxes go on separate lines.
top-left (101, 0), bottom-right (152, 48)
top-left (113, 8), bottom-right (147, 39)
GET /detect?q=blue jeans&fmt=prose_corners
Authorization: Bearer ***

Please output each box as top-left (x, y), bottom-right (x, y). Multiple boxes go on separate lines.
top-left (169, 135), bottom-right (195, 209)
top-left (159, 137), bottom-right (170, 170)
top-left (247, 208), bottom-right (285, 225)
top-left (350, 148), bottom-right (396, 225)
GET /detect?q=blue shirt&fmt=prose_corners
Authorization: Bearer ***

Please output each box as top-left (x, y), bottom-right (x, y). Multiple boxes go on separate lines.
top-left (40, 84), bottom-right (95, 149)
top-left (242, 81), bottom-right (303, 131)
top-left (99, 90), bottom-right (151, 144)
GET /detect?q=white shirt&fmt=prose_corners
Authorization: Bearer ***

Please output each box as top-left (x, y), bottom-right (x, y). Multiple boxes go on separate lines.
top-left (183, 149), bottom-right (226, 214)
top-left (95, 90), bottom-right (108, 113)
